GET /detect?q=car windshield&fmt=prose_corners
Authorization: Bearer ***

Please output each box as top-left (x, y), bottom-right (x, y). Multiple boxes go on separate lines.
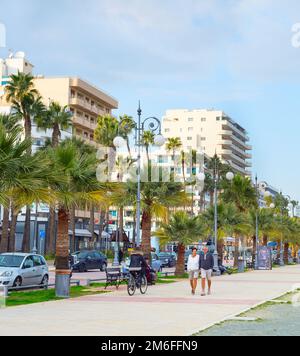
top-left (0, 255), bottom-right (24, 268)
top-left (73, 252), bottom-right (88, 259)
top-left (159, 253), bottom-right (171, 258)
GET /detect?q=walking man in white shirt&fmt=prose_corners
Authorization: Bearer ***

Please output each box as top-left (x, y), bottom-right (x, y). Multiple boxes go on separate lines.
top-left (187, 247), bottom-right (200, 295)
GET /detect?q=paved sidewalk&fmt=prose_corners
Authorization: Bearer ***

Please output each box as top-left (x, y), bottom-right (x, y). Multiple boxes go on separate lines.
top-left (0, 265), bottom-right (299, 336)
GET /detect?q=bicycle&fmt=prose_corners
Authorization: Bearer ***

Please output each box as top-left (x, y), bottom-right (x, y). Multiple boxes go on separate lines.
top-left (127, 267), bottom-right (148, 296)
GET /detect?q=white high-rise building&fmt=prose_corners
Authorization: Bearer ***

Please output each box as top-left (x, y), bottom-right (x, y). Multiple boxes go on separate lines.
top-left (162, 109), bottom-right (252, 176)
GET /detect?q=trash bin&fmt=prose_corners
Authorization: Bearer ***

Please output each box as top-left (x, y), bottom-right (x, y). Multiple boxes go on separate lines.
top-left (238, 259), bottom-right (245, 273)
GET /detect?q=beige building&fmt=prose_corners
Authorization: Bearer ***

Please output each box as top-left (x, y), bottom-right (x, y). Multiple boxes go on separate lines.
top-left (162, 109), bottom-right (252, 176)
top-left (33, 77), bottom-right (118, 147)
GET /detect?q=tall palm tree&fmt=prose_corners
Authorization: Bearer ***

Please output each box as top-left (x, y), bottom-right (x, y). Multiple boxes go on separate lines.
top-left (125, 165), bottom-right (189, 259)
top-left (203, 203), bottom-right (244, 262)
top-left (119, 115), bottom-right (136, 158)
top-left (0, 124), bottom-right (59, 252)
top-left (166, 138), bottom-right (182, 177)
top-left (5, 72), bottom-right (39, 145)
top-left (47, 142), bottom-right (107, 297)
top-left (5, 72), bottom-right (46, 252)
top-left (245, 208), bottom-right (275, 262)
top-left (35, 102), bottom-right (73, 254)
top-left (155, 211), bottom-right (205, 276)
top-left (0, 113), bottom-right (21, 252)
top-left (141, 131), bottom-right (154, 164)
top-left (35, 102), bottom-right (73, 147)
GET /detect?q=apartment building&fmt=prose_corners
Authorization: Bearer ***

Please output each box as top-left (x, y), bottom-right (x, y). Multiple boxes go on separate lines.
top-left (162, 109), bottom-right (252, 176)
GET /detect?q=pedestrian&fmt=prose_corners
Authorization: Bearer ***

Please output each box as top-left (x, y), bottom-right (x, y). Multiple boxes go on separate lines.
top-left (118, 249), bottom-right (124, 264)
top-left (199, 246), bottom-right (214, 296)
top-left (187, 247), bottom-right (200, 295)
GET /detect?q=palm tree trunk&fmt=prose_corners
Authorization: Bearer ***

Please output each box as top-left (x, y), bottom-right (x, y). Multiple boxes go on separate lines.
top-left (90, 204), bottom-right (95, 248)
top-left (55, 208), bottom-right (70, 270)
top-left (52, 124), bottom-right (60, 148)
top-left (46, 206), bottom-right (56, 255)
top-left (0, 207), bottom-right (10, 253)
top-left (141, 209), bottom-right (152, 260)
top-left (234, 237), bottom-right (239, 268)
top-left (262, 235), bottom-right (268, 246)
top-left (175, 244), bottom-right (186, 276)
top-left (70, 205), bottom-right (76, 253)
top-left (217, 238), bottom-right (224, 263)
top-left (22, 206), bottom-right (31, 253)
top-left (284, 242), bottom-right (289, 264)
top-left (119, 207), bottom-right (124, 250)
top-left (9, 205), bottom-right (18, 252)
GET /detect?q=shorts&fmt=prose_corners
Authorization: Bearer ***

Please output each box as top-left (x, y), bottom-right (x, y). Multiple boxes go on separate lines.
top-left (189, 270), bottom-right (199, 280)
top-left (201, 269), bottom-right (212, 280)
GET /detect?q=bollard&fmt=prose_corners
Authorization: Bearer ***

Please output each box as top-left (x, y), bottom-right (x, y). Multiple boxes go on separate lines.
top-left (0, 286), bottom-right (8, 308)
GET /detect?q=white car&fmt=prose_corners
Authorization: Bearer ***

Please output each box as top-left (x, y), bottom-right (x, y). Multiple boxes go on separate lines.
top-left (0, 253), bottom-right (49, 288)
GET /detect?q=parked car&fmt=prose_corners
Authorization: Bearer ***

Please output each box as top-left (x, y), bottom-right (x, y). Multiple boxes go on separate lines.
top-left (71, 251), bottom-right (107, 273)
top-left (0, 253), bottom-right (49, 288)
top-left (158, 252), bottom-right (177, 268)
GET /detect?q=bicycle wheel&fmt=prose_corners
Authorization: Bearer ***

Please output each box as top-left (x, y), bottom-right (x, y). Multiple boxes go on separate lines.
top-left (127, 274), bottom-right (136, 296)
top-left (140, 275), bottom-right (148, 295)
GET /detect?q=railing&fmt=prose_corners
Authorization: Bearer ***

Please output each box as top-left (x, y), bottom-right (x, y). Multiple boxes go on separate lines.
top-left (0, 279), bottom-right (81, 297)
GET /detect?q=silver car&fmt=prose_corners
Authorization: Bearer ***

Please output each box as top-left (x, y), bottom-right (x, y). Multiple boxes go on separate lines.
top-left (0, 253), bottom-right (49, 288)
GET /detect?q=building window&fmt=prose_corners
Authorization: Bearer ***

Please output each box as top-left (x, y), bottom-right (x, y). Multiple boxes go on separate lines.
top-left (187, 137), bottom-right (193, 141)
top-left (188, 118), bottom-right (194, 122)
top-left (165, 128), bottom-right (170, 133)
top-left (201, 118), bottom-right (206, 122)
top-left (201, 137), bottom-right (206, 141)
top-left (188, 127), bottom-right (193, 132)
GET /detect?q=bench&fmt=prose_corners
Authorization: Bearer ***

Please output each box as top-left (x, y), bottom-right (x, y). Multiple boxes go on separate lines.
top-left (105, 266), bottom-right (122, 290)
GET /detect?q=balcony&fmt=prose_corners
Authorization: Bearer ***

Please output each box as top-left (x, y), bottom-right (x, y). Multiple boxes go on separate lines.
top-left (73, 116), bottom-right (98, 131)
top-left (70, 97), bottom-right (106, 117)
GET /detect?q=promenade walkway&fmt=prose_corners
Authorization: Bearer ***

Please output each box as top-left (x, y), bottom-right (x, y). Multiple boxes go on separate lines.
top-left (0, 265), bottom-right (299, 336)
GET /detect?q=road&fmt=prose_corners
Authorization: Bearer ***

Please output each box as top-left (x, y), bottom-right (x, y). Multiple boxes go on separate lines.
top-left (1, 265), bottom-right (300, 336)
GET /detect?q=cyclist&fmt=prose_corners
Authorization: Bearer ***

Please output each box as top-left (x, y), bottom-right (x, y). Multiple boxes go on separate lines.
top-left (129, 249), bottom-right (147, 276)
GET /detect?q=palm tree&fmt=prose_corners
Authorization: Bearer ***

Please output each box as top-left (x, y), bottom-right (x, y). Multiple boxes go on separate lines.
top-left (166, 138), bottom-right (182, 176)
top-left (46, 142), bottom-right (107, 297)
top-left (203, 203), bottom-right (244, 263)
top-left (141, 131), bottom-right (155, 164)
top-left (125, 165), bottom-right (189, 259)
top-left (221, 175), bottom-right (257, 212)
top-left (245, 208), bottom-right (275, 262)
top-left (155, 211), bottom-right (205, 276)
top-left (5, 72), bottom-right (46, 252)
top-left (0, 113), bottom-right (21, 252)
top-left (35, 102), bottom-right (73, 148)
top-left (119, 115), bottom-right (136, 158)
top-left (0, 124), bottom-right (59, 252)
top-left (35, 102), bottom-right (73, 254)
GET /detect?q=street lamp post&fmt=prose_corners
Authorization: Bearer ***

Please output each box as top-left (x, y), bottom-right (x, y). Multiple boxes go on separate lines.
top-left (255, 175), bottom-right (260, 270)
top-left (113, 103), bottom-right (166, 249)
top-left (198, 165), bottom-right (234, 276)
top-left (135, 103), bottom-right (166, 247)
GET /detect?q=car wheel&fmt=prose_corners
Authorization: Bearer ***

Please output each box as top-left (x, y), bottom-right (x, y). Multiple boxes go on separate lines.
top-left (100, 263), bottom-right (107, 272)
top-left (13, 276), bottom-right (22, 288)
top-left (40, 275), bottom-right (49, 287)
top-left (79, 264), bottom-right (86, 273)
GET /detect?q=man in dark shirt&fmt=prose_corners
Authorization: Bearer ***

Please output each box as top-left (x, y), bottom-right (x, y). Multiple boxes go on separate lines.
top-left (129, 249), bottom-right (147, 276)
top-left (199, 246), bottom-right (214, 296)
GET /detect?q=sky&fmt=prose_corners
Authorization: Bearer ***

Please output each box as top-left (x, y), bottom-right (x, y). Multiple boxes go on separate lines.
top-left (1, 0), bottom-right (300, 200)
